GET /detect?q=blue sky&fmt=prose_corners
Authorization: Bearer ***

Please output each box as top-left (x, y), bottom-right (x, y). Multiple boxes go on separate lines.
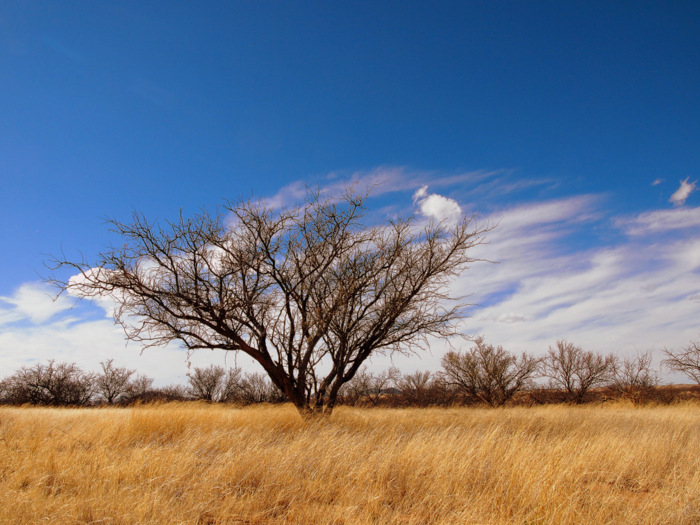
top-left (1, 2), bottom-right (699, 384)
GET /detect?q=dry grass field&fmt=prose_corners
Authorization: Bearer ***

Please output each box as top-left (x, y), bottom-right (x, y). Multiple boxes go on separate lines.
top-left (0, 402), bottom-right (699, 524)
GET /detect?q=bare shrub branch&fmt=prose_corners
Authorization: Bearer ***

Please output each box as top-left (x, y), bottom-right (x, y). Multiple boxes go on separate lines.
top-left (124, 374), bottom-right (155, 402)
top-left (392, 371), bottom-right (455, 406)
top-left (235, 372), bottom-right (286, 404)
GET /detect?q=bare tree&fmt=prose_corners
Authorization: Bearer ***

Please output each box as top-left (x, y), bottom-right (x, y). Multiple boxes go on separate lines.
top-left (187, 365), bottom-right (228, 402)
top-left (540, 340), bottom-right (615, 404)
top-left (1, 361), bottom-right (95, 406)
top-left (663, 339), bottom-right (700, 384)
top-left (95, 359), bottom-right (135, 404)
top-left (610, 352), bottom-right (659, 405)
top-left (186, 365), bottom-right (248, 403)
top-left (441, 336), bottom-right (539, 407)
top-left (52, 188), bottom-right (487, 417)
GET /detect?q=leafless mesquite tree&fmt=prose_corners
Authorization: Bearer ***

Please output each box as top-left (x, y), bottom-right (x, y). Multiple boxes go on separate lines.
top-left (51, 189), bottom-right (488, 417)
top-left (218, 368), bottom-right (246, 402)
top-left (662, 339), bottom-right (700, 384)
top-left (95, 359), bottom-right (135, 404)
top-left (441, 336), bottom-right (540, 407)
top-left (540, 340), bottom-right (615, 404)
top-left (610, 351), bottom-right (659, 405)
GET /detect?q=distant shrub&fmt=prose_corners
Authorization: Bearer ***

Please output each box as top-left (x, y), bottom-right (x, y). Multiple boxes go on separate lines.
top-left (0, 360), bottom-right (95, 406)
top-left (441, 336), bottom-right (540, 407)
top-left (235, 372), bottom-right (286, 404)
top-left (187, 365), bottom-right (230, 402)
top-left (391, 371), bottom-right (458, 407)
top-left (610, 352), bottom-right (659, 406)
top-left (95, 359), bottom-right (135, 404)
top-left (540, 340), bottom-right (615, 404)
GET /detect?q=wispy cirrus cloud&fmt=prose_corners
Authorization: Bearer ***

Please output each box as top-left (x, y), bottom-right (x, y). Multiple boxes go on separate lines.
top-left (261, 167), bottom-right (501, 209)
top-left (616, 206), bottom-right (700, 236)
top-left (442, 197), bottom-right (700, 380)
top-left (464, 237), bottom-right (700, 358)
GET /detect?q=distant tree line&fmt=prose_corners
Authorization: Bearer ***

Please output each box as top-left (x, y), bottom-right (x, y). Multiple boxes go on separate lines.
top-left (2, 337), bottom-right (699, 408)
top-left (0, 360), bottom-right (286, 407)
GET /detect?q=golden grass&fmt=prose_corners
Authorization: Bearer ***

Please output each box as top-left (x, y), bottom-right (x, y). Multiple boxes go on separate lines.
top-left (0, 402), bottom-right (699, 524)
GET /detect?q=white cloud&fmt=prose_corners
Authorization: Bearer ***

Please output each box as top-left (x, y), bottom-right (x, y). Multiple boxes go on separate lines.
top-left (262, 167), bottom-right (411, 209)
top-left (412, 186), bottom-right (462, 225)
top-left (669, 178), bottom-right (697, 206)
top-left (0, 283), bottom-right (73, 325)
top-left (490, 195), bottom-right (598, 232)
top-left (449, 196), bottom-right (600, 302)
top-left (652, 178), bottom-right (664, 186)
top-left (66, 268), bottom-right (127, 319)
top-left (617, 206), bottom-right (700, 235)
top-left (413, 185), bottom-right (428, 201)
